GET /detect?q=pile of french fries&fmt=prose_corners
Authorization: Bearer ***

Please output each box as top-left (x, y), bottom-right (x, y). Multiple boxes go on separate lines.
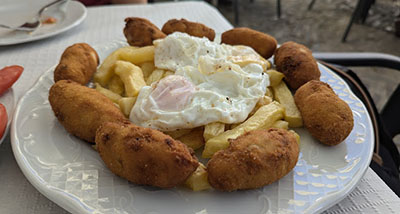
top-left (93, 45), bottom-right (303, 192)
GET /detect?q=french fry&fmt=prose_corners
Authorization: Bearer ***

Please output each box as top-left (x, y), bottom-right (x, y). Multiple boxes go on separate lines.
top-left (272, 81), bottom-right (303, 128)
top-left (177, 127), bottom-right (205, 150)
top-left (249, 95), bottom-right (273, 116)
top-left (119, 45), bottom-right (155, 65)
top-left (265, 87), bottom-right (273, 99)
top-left (228, 123), bottom-right (240, 130)
top-left (266, 60), bottom-right (272, 69)
top-left (114, 61), bottom-right (146, 97)
top-left (94, 46), bottom-right (138, 86)
top-left (202, 101), bottom-right (284, 158)
top-left (163, 71), bottom-right (175, 78)
top-left (118, 97), bottom-right (137, 117)
top-left (164, 129), bottom-right (192, 139)
top-left (290, 130), bottom-right (301, 144)
top-left (203, 122), bottom-right (225, 141)
top-left (267, 69), bottom-right (285, 87)
top-left (184, 163), bottom-right (211, 191)
top-left (140, 62), bottom-right (155, 79)
top-left (272, 120), bottom-right (289, 130)
top-left (146, 69), bottom-right (165, 85)
top-left (108, 75), bottom-right (125, 95)
top-left (95, 83), bottom-right (122, 103)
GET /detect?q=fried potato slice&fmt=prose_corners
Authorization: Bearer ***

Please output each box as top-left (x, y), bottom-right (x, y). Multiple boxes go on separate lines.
top-left (93, 46), bottom-right (137, 86)
top-left (114, 61), bottom-right (146, 97)
top-left (272, 81), bottom-right (303, 128)
top-left (108, 75), bottom-right (125, 95)
top-left (118, 97), bottom-right (137, 117)
top-left (164, 129), bottom-right (192, 139)
top-left (146, 69), bottom-right (165, 85)
top-left (249, 95), bottom-right (273, 116)
top-left (95, 83), bottom-right (122, 103)
top-left (266, 69), bottom-right (285, 87)
top-left (184, 163), bottom-right (211, 191)
top-left (118, 45), bottom-right (155, 65)
top-left (272, 120), bottom-right (289, 130)
top-left (140, 62), bottom-right (155, 80)
top-left (203, 122), bottom-right (225, 142)
top-left (202, 101), bottom-right (284, 158)
top-left (177, 127), bottom-right (205, 150)
top-left (163, 71), bottom-right (175, 78)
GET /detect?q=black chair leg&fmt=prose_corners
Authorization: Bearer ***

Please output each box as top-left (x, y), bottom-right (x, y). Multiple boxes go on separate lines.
top-left (277, 0), bottom-right (281, 19)
top-left (308, 0), bottom-right (317, 10)
top-left (342, 0), bottom-right (363, 42)
top-left (360, 0), bottom-right (375, 24)
top-left (381, 85), bottom-right (400, 138)
top-left (234, 0), bottom-right (239, 25)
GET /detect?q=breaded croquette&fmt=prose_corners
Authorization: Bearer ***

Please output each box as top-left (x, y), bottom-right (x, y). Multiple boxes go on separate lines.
top-left (274, 41), bottom-right (320, 90)
top-left (207, 128), bottom-right (299, 191)
top-left (162, 19), bottom-right (215, 41)
top-left (221, 27), bottom-right (277, 59)
top-left (294, 80), bottom-right (353, 146)
top-left (49, 80), bottom-right (127, 143)
top-left (54, 43), bottom-right (99, 85)
top-left (96, 121), bottom-right (199, 188)
top-left (123, 17), bottom-right (166, 47)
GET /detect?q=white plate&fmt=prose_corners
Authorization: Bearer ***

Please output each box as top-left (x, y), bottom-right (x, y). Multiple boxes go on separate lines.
top-left (0, 0), bottom-right (86, 46)
top-left (11, 41), bottom-right (374, 214)
top-left (0, 88), bottom-right (15, 145)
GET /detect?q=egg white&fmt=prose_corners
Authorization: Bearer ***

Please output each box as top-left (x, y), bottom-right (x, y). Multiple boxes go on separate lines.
top-left (130, 32), bottom-right (270, 131)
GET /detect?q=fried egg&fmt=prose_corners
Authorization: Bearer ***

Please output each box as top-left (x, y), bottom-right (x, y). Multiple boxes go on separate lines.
top-left (130, 32), bottom-right (269, 131)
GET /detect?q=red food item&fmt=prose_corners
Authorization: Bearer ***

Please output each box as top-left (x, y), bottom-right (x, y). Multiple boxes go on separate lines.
top-left (0, 104), bottom-right (7, 139)
top-left (42, 17), bottom-right (57, 24)
top-left (0, 65), bottom-right (23, 95)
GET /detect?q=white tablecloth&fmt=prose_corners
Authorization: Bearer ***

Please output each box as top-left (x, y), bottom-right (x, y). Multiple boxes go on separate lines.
top-left (0, 1), bottom-right (399, 213)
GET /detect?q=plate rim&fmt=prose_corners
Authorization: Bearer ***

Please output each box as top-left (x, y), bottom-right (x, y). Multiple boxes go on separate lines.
top-left (0, 1), bottom-right (87, 46)
top-left (10, 46), bottom-right (375, 214)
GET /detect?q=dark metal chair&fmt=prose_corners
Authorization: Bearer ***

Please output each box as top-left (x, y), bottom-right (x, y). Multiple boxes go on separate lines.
top-left (232, 0), bottom-right (281, 25)
top-left (308, 0), bottom-right (376, 42)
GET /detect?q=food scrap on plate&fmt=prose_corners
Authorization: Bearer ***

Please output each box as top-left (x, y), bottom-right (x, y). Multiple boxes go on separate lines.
top-left (48, 17), bottom-right (354, 192)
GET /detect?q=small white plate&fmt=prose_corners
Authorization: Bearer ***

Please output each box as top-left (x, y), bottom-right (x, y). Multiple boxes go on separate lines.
top-left (11, 41), bottom-right (374, 214)
top-left (0, 88), bottom-right (15, 145)
top-left (0, 0), bottom-right (86, 46)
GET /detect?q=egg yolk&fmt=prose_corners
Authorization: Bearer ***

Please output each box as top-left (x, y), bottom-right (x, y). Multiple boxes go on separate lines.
top-left (149, 75), bottom-right (196, 111)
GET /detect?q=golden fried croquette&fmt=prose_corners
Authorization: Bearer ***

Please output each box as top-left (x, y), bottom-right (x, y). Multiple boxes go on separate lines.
top-left (221, 27), bottom-right (277, 59)
top-left (96, 121), bottom-right (199, 188)
top-left (274, 41), bottom-right (320, 90)
top-left (207, 128), bottom-right (299, 191)
top-left (54, 43), bottom-right (99, 85)
top-left (123, 17), bottom-right (166, 47)
top-left (294, 80), bottom-right (353, 146)
top-left (49, 80), bottom-right (127, 143)
top-left (161, 19), bottom-right (215, 41)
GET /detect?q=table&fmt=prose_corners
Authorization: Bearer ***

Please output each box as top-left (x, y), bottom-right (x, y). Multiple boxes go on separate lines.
top-left (0, 1), bottom-right (399, 213)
